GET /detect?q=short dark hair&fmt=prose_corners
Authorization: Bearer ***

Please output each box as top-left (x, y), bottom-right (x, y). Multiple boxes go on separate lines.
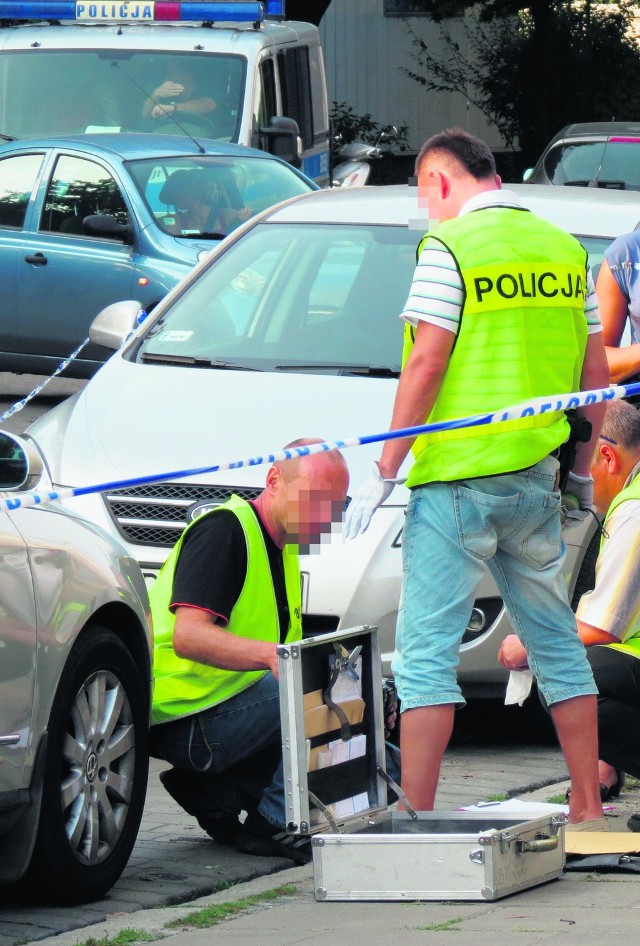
top-left (415, 128), bottom-right (496, 180)
top-left (601, 399), bottom-right (640, 452)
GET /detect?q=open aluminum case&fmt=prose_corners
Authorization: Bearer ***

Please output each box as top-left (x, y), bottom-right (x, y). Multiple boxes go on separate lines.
top-left (278, 625), bottom-right (567, 902)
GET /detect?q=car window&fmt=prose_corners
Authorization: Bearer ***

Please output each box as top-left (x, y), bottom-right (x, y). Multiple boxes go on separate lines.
top-left (127, 156), bottom-right (312, 238)
top-left (135, 223), bottom-right (419, 372)
top-left (545, 141), bottom-right (640, 189)
top-left (0, 153), bottom-right (44, 229)
top-left (40, 155), bottom-right (130, 237)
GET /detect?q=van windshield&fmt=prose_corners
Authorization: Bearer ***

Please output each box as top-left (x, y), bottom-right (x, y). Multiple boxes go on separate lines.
top-left (0, 50), bottom-right (246, 142)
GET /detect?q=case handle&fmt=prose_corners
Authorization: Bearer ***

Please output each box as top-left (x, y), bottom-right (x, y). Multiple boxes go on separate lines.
top-left (516, 836), bottom-right (559, 854)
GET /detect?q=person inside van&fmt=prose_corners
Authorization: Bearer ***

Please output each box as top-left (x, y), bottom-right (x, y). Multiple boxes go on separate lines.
top-left (143, 66), bottom-right (217, 123)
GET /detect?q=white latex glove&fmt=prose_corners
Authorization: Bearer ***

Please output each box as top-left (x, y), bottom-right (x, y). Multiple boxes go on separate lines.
top-left (562, 471), bottom-right (594, 528)
top-left (344, 462), bottom-right (406, 539)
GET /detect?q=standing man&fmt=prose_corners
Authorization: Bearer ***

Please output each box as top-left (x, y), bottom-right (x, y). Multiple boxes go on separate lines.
top-left (150, 439), bottom-right (349, 862)
top-left (500, 399), bottom-right (640, 803)
top-left (346, 128), bottom-right (610, 829)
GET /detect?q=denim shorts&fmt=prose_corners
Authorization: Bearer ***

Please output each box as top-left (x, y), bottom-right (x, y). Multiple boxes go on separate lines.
top-left (392, 455), bottom-right (597, 710)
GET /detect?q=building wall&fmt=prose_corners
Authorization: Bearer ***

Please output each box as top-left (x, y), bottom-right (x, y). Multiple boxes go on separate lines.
top-left (319, 0), bottom-right (506, 152)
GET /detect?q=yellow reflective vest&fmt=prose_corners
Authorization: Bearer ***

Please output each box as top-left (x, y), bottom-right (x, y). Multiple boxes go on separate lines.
top-left (402, 207), bottom-right (589, 487)
top-left (599, 472), bottom-right (640, 659)
top-left (150, 495), bottom-right (302, 725)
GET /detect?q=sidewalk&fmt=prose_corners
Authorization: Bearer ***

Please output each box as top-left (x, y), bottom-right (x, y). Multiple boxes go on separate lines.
top-left (9, 748), bottom-right (640, 946)
top-left (29, 773), bottom-right (640, 946)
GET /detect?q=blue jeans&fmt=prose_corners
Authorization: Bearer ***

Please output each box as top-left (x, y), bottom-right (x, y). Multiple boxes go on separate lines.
top-left (150, 672), bottom-right (402, 829)
top-left (150, 672), bottom-right (286, 828)
top-left (393, 455), bottom-right (597, 710)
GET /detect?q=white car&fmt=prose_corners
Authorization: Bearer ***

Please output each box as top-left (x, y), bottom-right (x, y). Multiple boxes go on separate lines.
top-left (24, 183), bottom-right (640, 697)
top-left (0, 431), bottom-right (152, 903)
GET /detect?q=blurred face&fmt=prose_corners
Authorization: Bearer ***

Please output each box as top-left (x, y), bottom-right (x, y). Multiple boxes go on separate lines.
top-left (276, 455), bottom-right (349, 551)
top-left (417, 156), bottom-right (446, 227)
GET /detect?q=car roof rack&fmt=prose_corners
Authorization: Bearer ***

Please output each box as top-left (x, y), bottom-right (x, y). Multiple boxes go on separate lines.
top-left (0, 1), bottom-right (286, 29)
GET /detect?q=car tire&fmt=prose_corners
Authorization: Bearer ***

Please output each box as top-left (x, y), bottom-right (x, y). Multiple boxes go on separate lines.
top-left (25, 626), bottom-right (149, 904)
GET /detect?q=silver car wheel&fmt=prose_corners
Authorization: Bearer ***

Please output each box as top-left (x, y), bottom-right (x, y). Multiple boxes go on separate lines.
top-left (62, 669), bottom-right (136, 866)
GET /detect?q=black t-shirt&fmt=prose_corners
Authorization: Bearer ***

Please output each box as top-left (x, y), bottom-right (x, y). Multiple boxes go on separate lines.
top-left (170, 503), bottom-right (290, 642)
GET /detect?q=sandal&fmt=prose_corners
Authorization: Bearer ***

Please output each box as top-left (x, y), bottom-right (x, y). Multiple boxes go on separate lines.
top-left (565, 770), bottom-right (625, 803)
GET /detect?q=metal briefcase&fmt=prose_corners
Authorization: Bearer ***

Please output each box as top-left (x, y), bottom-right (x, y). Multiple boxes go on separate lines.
top-left (278, 625), bottom-right (566, 902)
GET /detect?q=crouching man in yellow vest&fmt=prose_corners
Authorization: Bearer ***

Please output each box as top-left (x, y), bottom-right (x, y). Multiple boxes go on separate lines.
top-left (500, 399), bottom-right (640, 819)
top-left (149, 439), bottom-right (349, 863)
top-left (345, 127), bottom-right (610, 831)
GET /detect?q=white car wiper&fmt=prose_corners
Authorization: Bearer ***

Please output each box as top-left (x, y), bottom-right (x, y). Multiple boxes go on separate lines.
top-left (275, 363), bottom-right (399, 377)
top-left (140, 353), bottom-right (260, 370)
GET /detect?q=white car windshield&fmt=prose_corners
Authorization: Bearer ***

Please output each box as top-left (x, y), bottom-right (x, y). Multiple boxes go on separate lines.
top-left (134, 227), bottom-right (613, 374)
top-left (135, 223), bottom-right (420, 374)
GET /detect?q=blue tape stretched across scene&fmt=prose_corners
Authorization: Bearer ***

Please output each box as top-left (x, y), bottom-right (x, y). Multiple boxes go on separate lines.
top-left (0, 337), bottom-right (90, 423)
top-left (3, 379), bottom-right (640, 513)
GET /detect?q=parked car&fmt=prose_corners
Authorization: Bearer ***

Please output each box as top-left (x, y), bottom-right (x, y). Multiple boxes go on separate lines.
top-left (522, 121), bottom-right (640, 190)
top-left (23, 183), bottom-right (640, 698)
top-left (0, 429), bottom-right (152, 903)
top-left (0, 133), bottom-right (317, 378)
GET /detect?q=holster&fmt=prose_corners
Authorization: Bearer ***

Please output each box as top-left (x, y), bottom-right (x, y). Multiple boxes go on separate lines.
top-left (558, 410), bottom-right (592, 493)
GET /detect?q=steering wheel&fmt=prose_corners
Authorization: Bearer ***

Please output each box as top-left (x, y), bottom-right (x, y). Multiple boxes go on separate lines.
top-left (153, 112), bottom-right (222, 139)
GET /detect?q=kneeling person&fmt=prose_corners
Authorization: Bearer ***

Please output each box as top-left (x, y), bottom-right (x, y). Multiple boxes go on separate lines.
top-left (149, 440), bottom-right (349, 862)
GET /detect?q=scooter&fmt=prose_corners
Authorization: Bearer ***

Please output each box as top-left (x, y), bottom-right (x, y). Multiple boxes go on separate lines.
top-left (332, 125), bottom-right (398, 187)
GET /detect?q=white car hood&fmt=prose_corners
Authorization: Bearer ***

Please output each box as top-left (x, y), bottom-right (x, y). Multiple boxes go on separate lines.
top-left (30, 357), bottom-right (408, 494)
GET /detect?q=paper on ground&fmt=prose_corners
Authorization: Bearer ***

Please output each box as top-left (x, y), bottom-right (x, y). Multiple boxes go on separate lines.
top-left (460, 798), bottom-right (569, 814)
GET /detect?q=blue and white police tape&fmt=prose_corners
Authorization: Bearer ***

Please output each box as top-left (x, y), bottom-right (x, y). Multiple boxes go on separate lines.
top-left (0, 337), bottom-right (90, 424)
top-left (3, 379), bottom-right (640, 514)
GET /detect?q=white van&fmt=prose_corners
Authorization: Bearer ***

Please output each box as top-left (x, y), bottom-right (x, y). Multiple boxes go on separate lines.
top-left (0, 1), bottom-right (331, 185)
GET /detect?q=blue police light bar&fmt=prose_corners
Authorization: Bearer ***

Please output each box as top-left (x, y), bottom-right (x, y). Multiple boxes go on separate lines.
top-left (0, 1), bottom-right (285, 22)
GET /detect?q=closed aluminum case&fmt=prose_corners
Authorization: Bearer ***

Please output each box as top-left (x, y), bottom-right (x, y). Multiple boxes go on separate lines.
top-left (278, 626), bottom-right (566, 902)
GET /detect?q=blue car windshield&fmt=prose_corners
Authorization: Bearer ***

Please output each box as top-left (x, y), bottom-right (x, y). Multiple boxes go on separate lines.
top-left (0, 50), bottom-right (245, 142)
top-left (127, 157), bottom-right (313, 239)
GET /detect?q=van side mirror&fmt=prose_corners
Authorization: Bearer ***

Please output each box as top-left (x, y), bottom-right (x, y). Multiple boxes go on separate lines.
top-left (259, 116), bottom-right (302, 168)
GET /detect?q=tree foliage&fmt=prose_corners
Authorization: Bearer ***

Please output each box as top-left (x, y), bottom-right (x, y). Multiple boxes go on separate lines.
top-left (403, 1), bottom-right (640, 163)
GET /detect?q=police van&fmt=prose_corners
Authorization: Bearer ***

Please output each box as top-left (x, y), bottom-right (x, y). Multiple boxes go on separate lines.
top-left (0, 1), bottom-right (330, 185)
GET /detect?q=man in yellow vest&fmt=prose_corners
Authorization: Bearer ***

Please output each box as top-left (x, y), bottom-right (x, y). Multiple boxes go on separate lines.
top-left (345, 128), bottom-right (610, 830)
top-left (149, 439), bottom-right (349, 862)
top-left (500, 399), bottom-right (640, 816)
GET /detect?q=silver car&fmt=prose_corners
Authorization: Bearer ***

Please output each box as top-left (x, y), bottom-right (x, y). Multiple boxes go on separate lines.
top-left (24, 183), bottom-right (640, 697)
top-left (0, 431), bottom-right (152, 902)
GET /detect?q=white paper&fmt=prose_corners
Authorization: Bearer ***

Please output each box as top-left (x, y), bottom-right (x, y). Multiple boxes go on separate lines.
top-left (329, 655), bottom-right (363, 702)
top-left (460, 798), bottom-right (569, 814)
top-left (504, 669), bottom-right (534, 705)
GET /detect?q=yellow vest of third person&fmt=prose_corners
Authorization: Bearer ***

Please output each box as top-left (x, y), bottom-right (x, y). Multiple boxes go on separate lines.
top-left (150, 495), bottom-right (302, 724)
top-left (402, 207), bottom-right (589, 487)
top-left (600, 471), bottom-right (640, 659)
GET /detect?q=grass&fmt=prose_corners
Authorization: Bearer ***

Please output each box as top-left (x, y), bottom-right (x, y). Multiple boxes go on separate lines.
top-left (163, 884), bottom-right (298, 930)
top-left (485, 793), bottom-right (509, 802)
top-left (73, 884), bottom-right (299, 946)
top-left (546, 793), bottom-right (568, 804)
top-left (82, 929), bottom-right (158, 946)
top-left (416, 917), bottom-right (464, 931)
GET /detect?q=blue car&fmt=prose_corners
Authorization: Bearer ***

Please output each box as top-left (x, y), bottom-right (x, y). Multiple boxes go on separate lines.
top-left (0, 133), bottom-right (317, 377)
